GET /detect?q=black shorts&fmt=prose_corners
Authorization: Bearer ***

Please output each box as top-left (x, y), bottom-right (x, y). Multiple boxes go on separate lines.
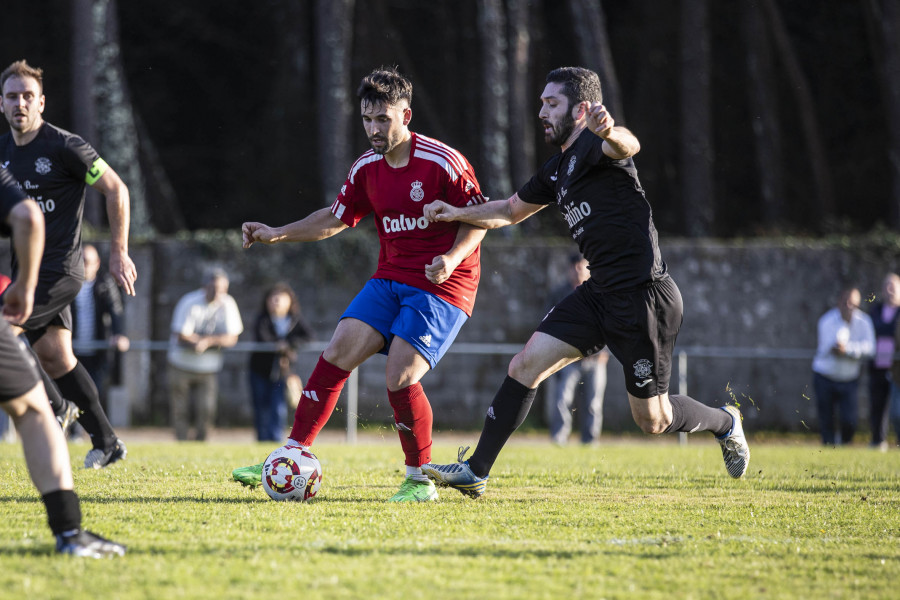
top-left (537, 275), bottom-right (683, 399)
top-left (0, 319), bottom-right (41, 402)
top-left (19, 274), bottom-right (81, 344)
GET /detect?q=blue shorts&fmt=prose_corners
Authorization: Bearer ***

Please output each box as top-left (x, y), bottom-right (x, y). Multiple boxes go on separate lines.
top-left (341, 279), bottom-right (468, 368)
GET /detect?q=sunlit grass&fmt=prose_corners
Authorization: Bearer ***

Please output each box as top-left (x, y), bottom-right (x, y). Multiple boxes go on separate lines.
top-left (0, 437), bottom-right (898, 599)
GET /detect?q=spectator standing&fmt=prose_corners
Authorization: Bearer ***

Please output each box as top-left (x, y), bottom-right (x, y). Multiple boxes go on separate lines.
top-left (248, 282), bottom-right (313, 442)
top-left (71, 244), bottom-right (129, 410)
top-left (167, 268), bottom-right (243, 441)
top-left (890, 319), bottom-right (900, 447)
top-left (812, 286), bottom-right (875, 445)
top-left (545, 254), bottom-right (608, 445)
top-left (867, 273), bottom-right (900, 451)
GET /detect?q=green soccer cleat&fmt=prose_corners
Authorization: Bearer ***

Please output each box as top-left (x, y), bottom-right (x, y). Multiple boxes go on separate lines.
top-left (387, 476), bottom-right (438, 502)
top-left (232, 462), bottom-right (264, 488)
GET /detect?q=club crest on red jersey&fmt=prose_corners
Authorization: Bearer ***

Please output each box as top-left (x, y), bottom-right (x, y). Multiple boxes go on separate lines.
top-left (410, 180), bottom-right (424, 202)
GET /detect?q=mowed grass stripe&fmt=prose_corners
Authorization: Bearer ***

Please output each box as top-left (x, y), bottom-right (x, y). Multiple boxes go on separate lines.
top-left (0, 440), bottom-right (897, 599)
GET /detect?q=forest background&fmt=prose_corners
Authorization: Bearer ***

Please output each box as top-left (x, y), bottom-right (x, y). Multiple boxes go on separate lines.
top-left (2, 1), bottom-right (900, 432)
top-left (2, 0), bottom-right (899, 240)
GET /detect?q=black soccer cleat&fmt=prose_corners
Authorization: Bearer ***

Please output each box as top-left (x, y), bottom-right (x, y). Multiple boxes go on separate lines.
top-left (84, 438), bottom-right (127, 469)
top-left (56, 529), bottom-right (126, 558)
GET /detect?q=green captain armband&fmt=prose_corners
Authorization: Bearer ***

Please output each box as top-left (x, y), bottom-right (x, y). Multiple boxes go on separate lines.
top-left (85, 157), bottom-right (109, 185)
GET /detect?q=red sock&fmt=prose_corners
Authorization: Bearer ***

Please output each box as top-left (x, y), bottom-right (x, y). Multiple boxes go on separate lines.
top-left (288, 355), bottom-right (351, 446)
top-left (388, 383), bottom-right (433, 467)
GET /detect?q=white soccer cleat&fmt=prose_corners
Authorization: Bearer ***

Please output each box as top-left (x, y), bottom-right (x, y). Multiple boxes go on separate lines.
top-left (421, 446), bottom-right (488, 499)
top-left (717, 405), bottom-right (750, 478)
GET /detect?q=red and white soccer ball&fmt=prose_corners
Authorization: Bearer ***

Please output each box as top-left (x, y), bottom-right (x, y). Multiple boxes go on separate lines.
top-left (261, 445), bottom-right (323, 502)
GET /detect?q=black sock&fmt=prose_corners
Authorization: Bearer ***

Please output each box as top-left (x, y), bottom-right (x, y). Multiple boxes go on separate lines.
top-left (55, 362), bottom-right (116, 449)
top-left (40, 362), bottom-right (67, 417)
top-left (468, 376), bottom-right (537, 478)
top-left (664, 394), bottom-right (733, 436)
top-left (42, 489), bottom-right (82, 535)
top-left (21, 340), bottom-right (66, 416)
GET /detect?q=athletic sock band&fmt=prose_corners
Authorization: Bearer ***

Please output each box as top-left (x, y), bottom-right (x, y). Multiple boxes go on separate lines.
top-left (55, 362), bottom-right (117, 449)
top-left (468, 376), bottom-right (537, 478)
top-left (42, 489), bottom-right (82, 535)
top-left (388, 383), bottom-right (433, 467)
top-left (665, 394), bottom-right (733, 436)
top-left (289, 355), bottom-right (351, 446)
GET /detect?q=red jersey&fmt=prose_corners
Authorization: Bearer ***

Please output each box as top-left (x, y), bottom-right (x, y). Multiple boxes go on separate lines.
top-left (331, 133), bottom-right (487, 315)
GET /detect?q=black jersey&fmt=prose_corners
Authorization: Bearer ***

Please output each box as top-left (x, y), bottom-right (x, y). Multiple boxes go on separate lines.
top-left (0, 122), bottom-right (107, 282)
top-left (0, 167), bottom-right (28, 237)
top-left (517, 130), bottom-right (667, 292)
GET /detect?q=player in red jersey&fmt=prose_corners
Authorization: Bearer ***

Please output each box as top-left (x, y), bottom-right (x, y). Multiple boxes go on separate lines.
top-left (234, 66), bottom-right (487, 502)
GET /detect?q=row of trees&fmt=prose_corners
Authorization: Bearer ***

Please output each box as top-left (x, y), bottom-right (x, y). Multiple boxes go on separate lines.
top-left (3, 0), bottom-right (899, 237)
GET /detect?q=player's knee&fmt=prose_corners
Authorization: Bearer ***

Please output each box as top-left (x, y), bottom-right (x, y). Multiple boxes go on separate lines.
top-left (634, 413), bottom-right (671, 435)
top-left (508, 352), bottom-right (541, 387)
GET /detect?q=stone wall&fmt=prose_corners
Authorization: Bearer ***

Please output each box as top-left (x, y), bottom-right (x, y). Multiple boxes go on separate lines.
top-left (4, 231), bottom-right (898, 435)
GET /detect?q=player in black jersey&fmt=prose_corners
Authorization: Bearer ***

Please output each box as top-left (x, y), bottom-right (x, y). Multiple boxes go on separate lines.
top-left (0, 60), bottom-right (136, 468)
top-left (422, 67), bottom-right (750, 498)
top-left (0, 168), bottom-right (124, 556)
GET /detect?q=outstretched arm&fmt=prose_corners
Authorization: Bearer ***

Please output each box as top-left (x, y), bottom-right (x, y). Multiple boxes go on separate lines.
top-left (586, 103), bottom-right (641, 159)
top-left (425, 223), bottom-right (487, 285)
top-left (94, 168), bottom-right (137, 296)
top-left (242, 207), bottom-right (349, 248)
top-left (2, 199), bottom-right (44, 325)
top-left (423, 193), bottom-right (544, 230)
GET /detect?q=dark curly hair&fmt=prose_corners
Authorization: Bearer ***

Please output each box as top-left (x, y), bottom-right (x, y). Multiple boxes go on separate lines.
top-left (357, 66), bottom-right (413, 110)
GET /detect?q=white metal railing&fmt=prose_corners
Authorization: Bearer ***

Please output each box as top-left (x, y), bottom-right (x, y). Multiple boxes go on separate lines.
top-left (1, 342), bottom-right (820, 444)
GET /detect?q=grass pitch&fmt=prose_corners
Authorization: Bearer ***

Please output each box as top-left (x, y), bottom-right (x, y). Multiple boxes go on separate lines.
top-left (0, 435), bottom-right (898, 599)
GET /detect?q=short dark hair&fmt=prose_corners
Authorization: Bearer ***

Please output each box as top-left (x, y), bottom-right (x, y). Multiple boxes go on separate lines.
top-left (546, 67), bottom-right (602, 107)
top-left (1, 59), bottom-right (44, 94)
top-left (357, 66), bottom-right (413, 111)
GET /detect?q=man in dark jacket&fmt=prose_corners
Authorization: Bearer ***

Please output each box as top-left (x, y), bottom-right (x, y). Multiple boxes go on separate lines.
top-left (71, 244), bottom-right (129, 409)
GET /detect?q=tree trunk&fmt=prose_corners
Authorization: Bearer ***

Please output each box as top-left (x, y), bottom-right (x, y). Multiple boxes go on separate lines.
top-left (507, 0), bottom-right (534, 190)
top-left (73, 0), bottom-right (154, 236)
top-left (95, 0), bottom-right (153, 237)
top-left (742, 0), bottom-right (784, 229)
top-left (477, 0), bottom-right (511, 199)
top-left (566, 0), bottom-right (624, 120)
top-left (71, 0), bottom-right (100, 227)
top-left (315, 0), bottom-right (355, 203)
top-left (879, 0), bottom-right (900, 227)
top-left (760, 0), bottom-right (835, 227)
top-left (680, 0), bottom-right (714, 236)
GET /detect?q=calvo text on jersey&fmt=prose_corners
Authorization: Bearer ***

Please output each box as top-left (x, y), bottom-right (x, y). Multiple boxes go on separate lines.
top-left (382, 213), bottom-right (430, 233)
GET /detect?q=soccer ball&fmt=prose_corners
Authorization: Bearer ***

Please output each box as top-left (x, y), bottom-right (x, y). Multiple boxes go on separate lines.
top-left (261, 445), bottom-right (323, 502)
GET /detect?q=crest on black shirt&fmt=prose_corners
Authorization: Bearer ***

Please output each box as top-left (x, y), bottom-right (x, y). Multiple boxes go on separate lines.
top-left (35, 157), bottom-right (51, 175)
top-left (567, 155), bottom-right (576, 175)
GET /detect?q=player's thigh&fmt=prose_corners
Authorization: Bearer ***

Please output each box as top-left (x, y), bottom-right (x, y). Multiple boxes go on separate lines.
top-left (21, 275), bottom-right (81, 340)
top-left (1, 383), bottom-right (48, 419)
top-left (324, 317), bottom-right (386, 371)
top-left (384, 337), bottom-right (432, 391)
top-left (508, 332), bottom-right (582, 388)
top-left (31, 325), bottom-right (77, 377)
